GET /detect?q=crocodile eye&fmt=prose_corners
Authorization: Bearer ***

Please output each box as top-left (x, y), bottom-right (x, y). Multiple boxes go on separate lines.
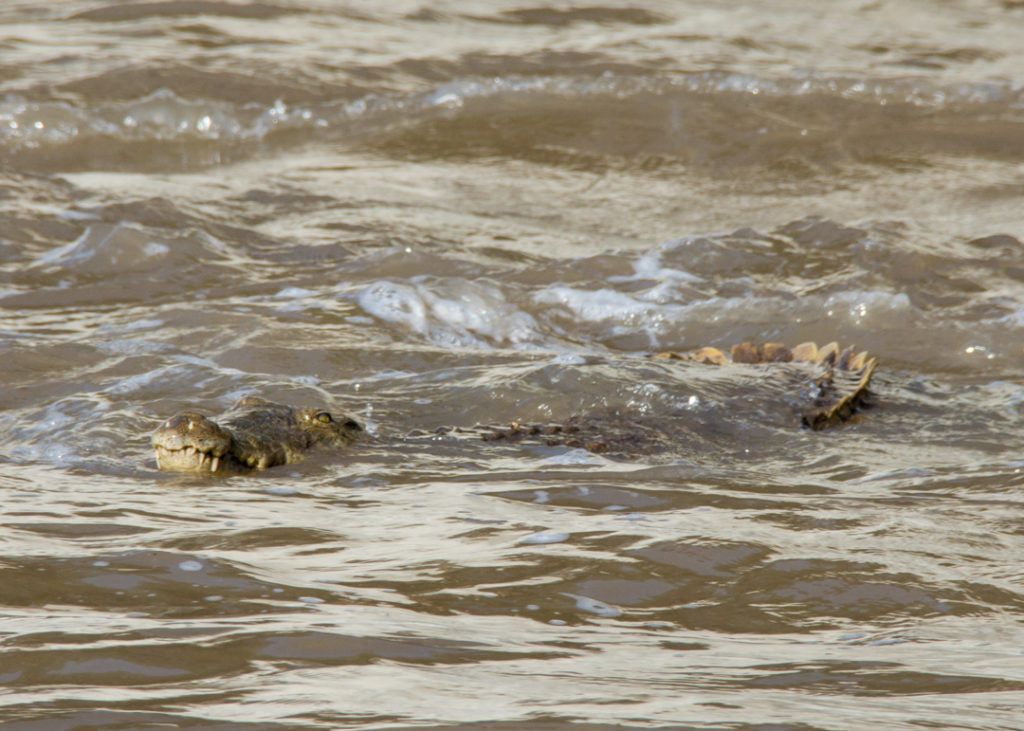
top-left (316, 412), bottom-right (333, 423)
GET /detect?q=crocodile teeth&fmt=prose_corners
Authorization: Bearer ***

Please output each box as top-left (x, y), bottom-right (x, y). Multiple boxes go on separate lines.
top-left (210, 456), bottom-right (220, 472)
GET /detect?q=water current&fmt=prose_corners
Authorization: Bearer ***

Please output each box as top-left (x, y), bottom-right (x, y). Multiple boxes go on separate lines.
top-left (1, 1), bottom-right (1024, 729)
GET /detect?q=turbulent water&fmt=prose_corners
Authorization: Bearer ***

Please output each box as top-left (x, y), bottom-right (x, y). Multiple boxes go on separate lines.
top-left (2, 1), bottom-right (1024, 729)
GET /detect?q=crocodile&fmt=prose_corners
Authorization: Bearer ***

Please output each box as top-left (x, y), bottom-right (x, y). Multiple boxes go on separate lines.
top-left (151, 341), bottom-right (875, 473)
top-left (152, 396), bottom-right (363, 474)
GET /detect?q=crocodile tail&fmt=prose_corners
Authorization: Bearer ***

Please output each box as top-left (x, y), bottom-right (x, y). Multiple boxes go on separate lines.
top-left (793, 342), bottom-right (877, 430)
top-left (652, 340), bottom-right (877, 428)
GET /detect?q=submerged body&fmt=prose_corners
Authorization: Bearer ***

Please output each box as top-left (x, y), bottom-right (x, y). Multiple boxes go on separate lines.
top-left (151, 341), bottom-right (874, 473)
top-left (152, 396), bottom-right (363, 474)
top-left (474, 340), bottom-right (876, 453)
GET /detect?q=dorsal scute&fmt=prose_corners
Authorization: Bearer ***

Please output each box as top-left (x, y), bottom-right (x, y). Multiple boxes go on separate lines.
top-left (690, 346), bottom-right (729, 365)
top-left (791, 342), bottom-right (817, 362)
top-left (816, 341), bottom-right (839, 366)
top-left (732, 341), bottom-right (794, 363)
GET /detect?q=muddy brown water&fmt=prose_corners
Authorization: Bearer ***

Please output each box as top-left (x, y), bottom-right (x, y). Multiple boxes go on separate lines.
top-left (2, 2), bottom-right (1024, 729)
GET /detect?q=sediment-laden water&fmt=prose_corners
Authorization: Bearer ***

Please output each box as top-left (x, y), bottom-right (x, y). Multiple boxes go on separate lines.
top-left (1, 2), bottom-right (1023, 729)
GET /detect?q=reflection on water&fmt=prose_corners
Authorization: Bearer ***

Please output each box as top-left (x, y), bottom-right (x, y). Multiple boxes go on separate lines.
top-left (1, 1), bottom-right (1023, 729)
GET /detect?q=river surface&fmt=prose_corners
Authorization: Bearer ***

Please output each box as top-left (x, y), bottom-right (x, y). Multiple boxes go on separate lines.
top-left (2, 1), bottom-right (1024, 729)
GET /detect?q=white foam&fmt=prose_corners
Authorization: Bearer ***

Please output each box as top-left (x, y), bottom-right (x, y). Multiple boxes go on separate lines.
top-left (821, 290), bottom-right (912, 324)
top-left (549, 353), bottom-right (588, 366)
top-left (535, 286), bottom-right (657, 323)
top-left (519, 530), bottom-right (570, 545)
top-left (358, 281), bottom-right (428, 332)
top-left (561, 593), bottom-right (622, 618)
top-left (358, 278), bottom-right (539, 346)
top-left (997, 306), bottom-right (1024, 328)
top-left (267, 485), bottom-right (297, 496)
top-left (274, 286), bottom-right (316, 299)
top-left (608, 246), bottom-right (703, 286)
top-left (545, 448), bottom-right (606, 466)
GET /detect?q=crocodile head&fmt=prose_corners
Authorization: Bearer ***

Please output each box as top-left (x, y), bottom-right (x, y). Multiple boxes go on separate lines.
top-left (152, 396), bottom-right (362, 474)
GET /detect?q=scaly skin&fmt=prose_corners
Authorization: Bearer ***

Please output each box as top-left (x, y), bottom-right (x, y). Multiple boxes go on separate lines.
top-left (475, 341), bottom-right (877, 450)
top-left (152, 396), bottom-right (362, 474)
top-left (153, 341), bottom-right (875, 471)
top-left (654, 340), bottom-right (876, 429)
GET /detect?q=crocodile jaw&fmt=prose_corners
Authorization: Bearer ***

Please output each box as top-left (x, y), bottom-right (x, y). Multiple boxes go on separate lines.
top-left (153, 443), bottom-right (246, 473)
top-left (151, 412), bottom-right (246, 474)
